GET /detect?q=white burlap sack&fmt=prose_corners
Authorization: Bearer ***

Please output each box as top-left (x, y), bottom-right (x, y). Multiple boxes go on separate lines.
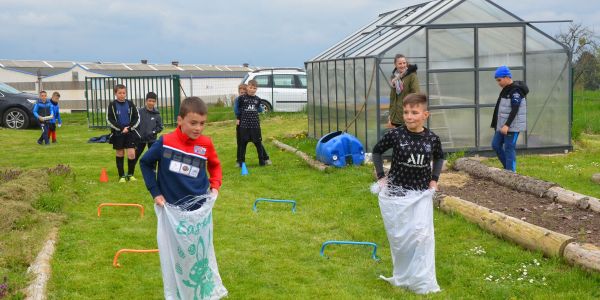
top-left (155, 195), bottom-right (228, 300)
top-left (376, 187), bottom-right (440, 294)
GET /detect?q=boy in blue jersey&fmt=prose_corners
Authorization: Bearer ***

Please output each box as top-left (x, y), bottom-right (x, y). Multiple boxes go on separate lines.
top-left (107, 84), bottom-right (141, 182)
top-left (33, 91), bottom-right (53, 145)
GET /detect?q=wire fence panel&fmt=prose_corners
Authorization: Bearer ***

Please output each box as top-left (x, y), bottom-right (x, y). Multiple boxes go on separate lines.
top-left (85, 75), bottom-right (180, 128)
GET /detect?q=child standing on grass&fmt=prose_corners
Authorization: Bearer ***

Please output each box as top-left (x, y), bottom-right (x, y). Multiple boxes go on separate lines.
top-left (33, 90), bottom-right (53, 145)
top-left (131, 92), bottom-right (163, 177)
top-left (233, 83), bottom-right (247, 167)
top-left (371, 93), bottom-right (444, 294)
top-left (491, 65), bottom-right (528, 172)
top-left (236, 79), bottom-right (271, 166)
top-left (139, 97), bottom-right (227, 299)
top-left (48, 91), bottom-right (62, 143)
top-left (107, 84), bottom-right (140, 182)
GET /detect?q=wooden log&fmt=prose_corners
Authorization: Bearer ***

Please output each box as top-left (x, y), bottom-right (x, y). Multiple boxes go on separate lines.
top-left (589, 197), bottom-right (600, 213)
top-left (563, 242), bottom-right (600, 272)
top-left (271, 139), bottom-right (329, 171)
top-left (439, 195), bottom-right (575, 257)
top-left (453, 158), bottom-right (557, 198)
top-left (547, 187), bottom-right (590, 209)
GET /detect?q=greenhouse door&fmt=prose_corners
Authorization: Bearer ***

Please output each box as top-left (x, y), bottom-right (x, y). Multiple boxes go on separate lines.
top-left (426, 25), bottom-right (526, 152)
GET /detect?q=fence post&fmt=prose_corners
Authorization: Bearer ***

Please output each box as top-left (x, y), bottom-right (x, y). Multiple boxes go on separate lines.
top-left (173, 75), bottom-right (181, 120)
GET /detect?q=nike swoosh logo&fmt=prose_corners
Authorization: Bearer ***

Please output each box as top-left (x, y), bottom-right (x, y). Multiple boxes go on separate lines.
top-left (400, 143), bottom-right (409, 147)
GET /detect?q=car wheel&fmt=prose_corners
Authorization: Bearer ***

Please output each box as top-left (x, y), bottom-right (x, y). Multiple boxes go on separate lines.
top-left (259, 100), bottom-right (272, 113)
top-left (3, 107), bottom-right (30, 129)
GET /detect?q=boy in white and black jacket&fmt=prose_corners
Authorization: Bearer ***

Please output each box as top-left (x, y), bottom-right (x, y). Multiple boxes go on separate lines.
top-left (106, 84), bottom-right (141, 182)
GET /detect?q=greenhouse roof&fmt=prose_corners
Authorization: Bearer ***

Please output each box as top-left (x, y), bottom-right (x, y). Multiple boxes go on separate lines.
top-left (310, 0), bottom-right (536, 61)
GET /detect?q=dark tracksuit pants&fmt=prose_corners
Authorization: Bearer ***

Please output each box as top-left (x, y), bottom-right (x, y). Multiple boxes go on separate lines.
top-left (237, 127), bottom-right (269, 165)
top-left (38, 122), bottom-right (50, 144)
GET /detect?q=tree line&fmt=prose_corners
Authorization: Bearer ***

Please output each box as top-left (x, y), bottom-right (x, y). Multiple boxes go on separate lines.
top-left (556, 23), bottom-right (600, 90)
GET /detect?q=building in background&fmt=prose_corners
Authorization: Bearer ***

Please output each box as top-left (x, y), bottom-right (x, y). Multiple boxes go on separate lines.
top-left (0, 59), bottom-right (260, 111)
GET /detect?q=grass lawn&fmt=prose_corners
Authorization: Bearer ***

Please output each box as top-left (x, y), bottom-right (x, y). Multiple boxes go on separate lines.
top-left (1, 111), bottom-right (599, 299)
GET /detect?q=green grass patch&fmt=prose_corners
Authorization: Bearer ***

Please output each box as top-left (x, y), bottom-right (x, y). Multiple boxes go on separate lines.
top-left (572, 90), bottom-right (600, 140)
top-left (0, 112), bottom-right (599, 299)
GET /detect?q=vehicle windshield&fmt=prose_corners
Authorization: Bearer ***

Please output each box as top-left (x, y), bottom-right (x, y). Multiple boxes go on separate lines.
top-left (0, 82), bottom-right (22, 94)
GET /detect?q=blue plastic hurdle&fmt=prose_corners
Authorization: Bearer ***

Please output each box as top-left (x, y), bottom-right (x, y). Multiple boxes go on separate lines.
top-left (252, 198), bottom-right (297, 213)
top-left (320, 240), bottom-right (379, 261)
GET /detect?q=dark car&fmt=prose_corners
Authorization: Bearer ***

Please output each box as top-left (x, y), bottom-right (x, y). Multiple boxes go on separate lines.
top-left (0, 82), bottom-right (38, 129)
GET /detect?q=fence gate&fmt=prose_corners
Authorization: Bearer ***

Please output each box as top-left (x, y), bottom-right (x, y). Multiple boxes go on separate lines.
top-left (85, 75), bottom-right (181, 128)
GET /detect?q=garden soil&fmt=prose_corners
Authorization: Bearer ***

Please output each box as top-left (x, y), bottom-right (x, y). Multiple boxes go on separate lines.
top-left (439, 172), bottom-right (600, 246)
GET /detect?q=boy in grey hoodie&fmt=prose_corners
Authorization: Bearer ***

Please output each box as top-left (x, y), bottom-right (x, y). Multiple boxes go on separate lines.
top-left (132, 92), bottom-right (163, 177)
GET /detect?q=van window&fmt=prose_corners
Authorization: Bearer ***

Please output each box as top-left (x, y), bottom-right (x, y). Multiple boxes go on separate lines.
top-left (254, 75), bottom-right (271, 88)
top-left (297, 75), bottom-right (307, 88)
top-left (273, 75), bottom-right (295, 88)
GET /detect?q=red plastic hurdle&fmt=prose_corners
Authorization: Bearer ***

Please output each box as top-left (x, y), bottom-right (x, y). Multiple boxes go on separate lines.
top-left (112, 249), bottom-right (159, 267)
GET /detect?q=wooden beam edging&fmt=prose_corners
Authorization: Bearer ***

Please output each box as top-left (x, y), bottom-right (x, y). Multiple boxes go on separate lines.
top-left (438, 194), bottom-right (574, 257)
top-left (454, 158), bottom-right (600, 214)
top-left (437, 194), bottom-right (600, 272)
top-left (270, 139), bottom-right (329, 171)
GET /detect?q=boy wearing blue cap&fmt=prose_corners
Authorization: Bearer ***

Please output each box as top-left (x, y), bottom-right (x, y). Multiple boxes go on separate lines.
top-left (491, 65), bottom-right (529, 172)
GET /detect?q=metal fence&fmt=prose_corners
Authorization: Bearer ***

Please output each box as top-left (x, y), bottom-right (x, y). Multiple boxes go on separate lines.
top-left (85, 75), bottom-right (181, 128)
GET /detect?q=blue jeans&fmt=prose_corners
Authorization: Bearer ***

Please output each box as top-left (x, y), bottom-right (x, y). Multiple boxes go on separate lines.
top-left (491, 131), bottom-right (519, 172)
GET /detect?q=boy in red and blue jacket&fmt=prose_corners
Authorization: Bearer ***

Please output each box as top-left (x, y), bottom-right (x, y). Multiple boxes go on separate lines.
top-left (48, 91), bottom-right (63, 143)
top-left (140, 96), bottom-right (222, 211)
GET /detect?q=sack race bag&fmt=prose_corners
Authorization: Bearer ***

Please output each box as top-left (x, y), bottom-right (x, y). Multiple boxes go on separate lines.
top-left (155, 194), bottom-right (228, 300)
top-left (376, 187), bottom-right (440, 294)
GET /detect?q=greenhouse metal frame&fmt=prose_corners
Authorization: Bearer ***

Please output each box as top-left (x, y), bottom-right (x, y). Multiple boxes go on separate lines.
top-left (306, 0), bottom-right (572, 153)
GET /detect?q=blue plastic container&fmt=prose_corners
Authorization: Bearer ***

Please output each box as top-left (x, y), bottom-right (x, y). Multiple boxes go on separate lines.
top-left (316, 131), bottom-right (365, 168)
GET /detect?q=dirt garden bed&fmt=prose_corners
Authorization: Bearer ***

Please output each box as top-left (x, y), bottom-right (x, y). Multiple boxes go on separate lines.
top-left (439, 172), bottom-right (600, 246)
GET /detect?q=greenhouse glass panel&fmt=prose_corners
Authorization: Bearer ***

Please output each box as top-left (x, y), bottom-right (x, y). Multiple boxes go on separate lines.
top-left (345, 59), bottom-right (357, 137)
top-left (479, 107), bottom-right (524, 149)
top-left (429, 28), bottom-right (474, 69)
top-left (319, 62), bottom-right (329, 137)
top-left (354, 59), bottom-right (367, 147)
top-left (526, 52), bottom-right (570, 147)
top-left (365, 58), bottom-right (378, 150)
top-left (378, 64), bottom-right (392, 131)
top-left (478, 27), bottom-right (523, 68)
top-left (433, 0), bottom-right (518, 24)
top-left (478, 70), bottom-right (524, 105)
top-left (526, 27), bottom-right (564, 52)
top-left (328, 61), bottom-right (337, 132)
top-left (428, 72), bottom-right (475, 106)
top-left (429, 108), bottom-right (476, 149)
top-left (382, 30), bottom-right (426, 61)
top-left (307, 63), bottom-right (314, 137)
top-left (313, 63), bottom-right (322, 138)
top-left (336, 60), bottom-right (346, 130)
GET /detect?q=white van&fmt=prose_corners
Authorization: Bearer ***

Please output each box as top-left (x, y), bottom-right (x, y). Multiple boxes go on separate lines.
top-left (241, 68), bottom-right (307, 112)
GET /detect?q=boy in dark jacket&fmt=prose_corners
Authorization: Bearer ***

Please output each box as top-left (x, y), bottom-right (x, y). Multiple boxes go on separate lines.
top-left (33, 90), bottom-right (53, 145)
top-left (107, 84), bottom-right (140, 182)
top-left (491, 66), bottom-right (529, 172)
top-left (131, 92), bottom-right (163, 177)
top-left (48, 91), bottom-right (62, 143)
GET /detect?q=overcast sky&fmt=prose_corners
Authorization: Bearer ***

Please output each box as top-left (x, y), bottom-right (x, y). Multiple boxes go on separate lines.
top-left (0, 0), bottom-right (598, 67)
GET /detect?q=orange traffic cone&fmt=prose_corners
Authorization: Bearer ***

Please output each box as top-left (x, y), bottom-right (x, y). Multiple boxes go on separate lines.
top-left (100, 168), bottom-right (109, 183)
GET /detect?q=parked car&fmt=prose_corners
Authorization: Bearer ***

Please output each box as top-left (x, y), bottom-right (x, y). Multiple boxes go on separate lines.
top-left (241, 68), bottom-right (307, 112)
top-left (0, 82), bottom-right (37, 129)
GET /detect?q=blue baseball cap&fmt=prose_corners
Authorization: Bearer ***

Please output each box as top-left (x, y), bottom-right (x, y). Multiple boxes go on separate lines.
top-left (494, 65), bottom-right (512, 78)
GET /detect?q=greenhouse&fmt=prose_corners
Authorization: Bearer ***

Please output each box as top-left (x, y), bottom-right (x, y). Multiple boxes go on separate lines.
top-left (305, 0), bottom-right (571, 153)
